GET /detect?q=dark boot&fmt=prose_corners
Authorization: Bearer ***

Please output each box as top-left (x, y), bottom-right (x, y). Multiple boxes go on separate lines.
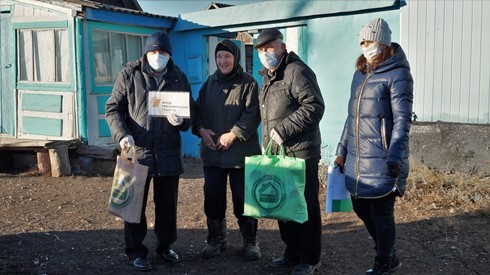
top-left (201, 219), bottom-right (229, 259)
top-left (365, 256), bottom-right (391, 275)
top-left (390, 252), bottom-right (402, 273)
top-left (238, 219), bottom-right (261, 261)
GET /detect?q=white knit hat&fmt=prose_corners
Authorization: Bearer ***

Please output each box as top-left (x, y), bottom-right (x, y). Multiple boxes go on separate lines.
top-left (358, 18), bottom-right (392, 46)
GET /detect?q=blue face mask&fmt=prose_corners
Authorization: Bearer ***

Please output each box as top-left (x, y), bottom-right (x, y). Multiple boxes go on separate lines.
top-left (259, 51), bottom-right (278, 69)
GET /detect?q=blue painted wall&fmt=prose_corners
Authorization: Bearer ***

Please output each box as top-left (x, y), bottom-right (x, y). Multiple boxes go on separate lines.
top-left (169, 1), bottom-right (401, 162)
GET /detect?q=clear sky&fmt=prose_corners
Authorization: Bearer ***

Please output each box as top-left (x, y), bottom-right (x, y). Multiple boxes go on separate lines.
top-left (139, 0), bottom-right (266, 17)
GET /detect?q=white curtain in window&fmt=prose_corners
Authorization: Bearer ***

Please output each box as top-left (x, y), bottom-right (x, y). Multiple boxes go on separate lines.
top-left (34, 30), bottom-right (55, 82)
top-left (93, 30), bottom-right (112, 85)
top-left (19, 30), bottom-right (33, 81)
top-left (55, 29), bottom-right (70, 82)
top-left (111, 32), bottom-right (126, 83)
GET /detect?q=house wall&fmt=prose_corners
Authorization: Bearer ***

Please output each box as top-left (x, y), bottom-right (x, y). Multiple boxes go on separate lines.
top-left (1, 1), bottom-right (78, 140)
top-left (170, 1), bottom-right (401, 161)
top-left (401, 0), bottom-right (490, 124)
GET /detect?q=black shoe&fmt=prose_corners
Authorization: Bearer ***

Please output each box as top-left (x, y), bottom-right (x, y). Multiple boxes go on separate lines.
top-left (161, 249), bottom-right (180, 264)
top-left (133, 257), bottom-right (152, 271)
top-left (270, 256), bottom-right (299, 268)
top-left (366, 255), bottom-right (402, 274)
top-left (291, 262), bottom-right (321, 275)
top-left (365, 256), bottom-right (392, 275)
top-left (390, 254), bottom-right (402, 273)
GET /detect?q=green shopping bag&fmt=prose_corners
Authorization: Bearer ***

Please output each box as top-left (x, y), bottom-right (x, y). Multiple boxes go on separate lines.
top-left (243, 140), bottom-right (308, 223)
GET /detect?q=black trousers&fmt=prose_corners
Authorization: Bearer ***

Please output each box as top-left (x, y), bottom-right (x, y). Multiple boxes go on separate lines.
top-left (124, 176), bottom-right (179, 260)
top-left (203, 166), bottom-right (250, 222)
top-left (351, 192), bottom-right (397, 261)
top-left (278, 157), bottom-right (322, 265)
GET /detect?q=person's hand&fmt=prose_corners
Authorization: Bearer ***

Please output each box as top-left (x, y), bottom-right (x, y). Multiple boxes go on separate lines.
top-left (199, 128), bottom-right (217, 151)
top-left (217, 132), bottom-right (237, 151)
top-left (334, 156), bottom-right (345, 173)
top-left (119, 135), bottom-right (135, 150)
top-left (387, 162), bottom-right (402, 178)
top-left (270, 129), bottom-right (284, 146)
top-left (167, 113), bottom-right (183, 126)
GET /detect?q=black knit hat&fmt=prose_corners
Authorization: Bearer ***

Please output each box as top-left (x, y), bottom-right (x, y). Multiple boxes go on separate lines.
top-left (145, 31), bottom-right (172, 55)
top-left (215, 40), bottom-right (240, 64)
top-left (254, 28), bottom-right (283, 48)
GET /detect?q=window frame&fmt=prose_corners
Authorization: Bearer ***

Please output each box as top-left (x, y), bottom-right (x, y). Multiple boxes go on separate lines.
top-left (13, 21), bottom-right (74, 92)
top-left (87, 22), bottom-right (154, 94)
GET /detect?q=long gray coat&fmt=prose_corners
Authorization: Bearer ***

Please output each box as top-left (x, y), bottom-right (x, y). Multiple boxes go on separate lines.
top-left (336, 43), bottom-right (413, 198)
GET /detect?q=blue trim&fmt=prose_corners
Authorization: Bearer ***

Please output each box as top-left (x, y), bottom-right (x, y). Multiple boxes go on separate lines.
top-left (85, 8), bottom-right (175, 29)
top-left (0, 5), bottom-right (11, 12)
top-left (75, 17), bottom-right (88, 142)
top-left (98, 119), bottom-right (111, 137)
top-left (22, 94), bottom-right (62, 113)
top-left (97, 95), bottom-right (110, 114)
top-left (17, 82), bottom-right (71, 91)
top-left (23, 117), bottom-right (62, 137)
top-left (88, 21), bottom-right (159, 35)
top-left (12, 21), bottom-right (68, 29)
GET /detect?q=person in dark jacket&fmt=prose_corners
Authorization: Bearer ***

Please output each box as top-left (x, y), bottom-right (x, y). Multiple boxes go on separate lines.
top-left (192, 40), bottom-right (262, 261)
top-left (105, 31), bottom-right (193, 271)
top-left (254, 28), bottom-right (325, 275)
top-left (334, 18), bottom-right (414, 275)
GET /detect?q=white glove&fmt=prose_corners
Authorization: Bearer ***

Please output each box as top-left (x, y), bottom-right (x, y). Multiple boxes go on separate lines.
top-left (270, 129), bottom-right (284, 146)
top-left (167, 113), bottom-right (183, 126)
top-left (119, 135), bottom-right (135, 150)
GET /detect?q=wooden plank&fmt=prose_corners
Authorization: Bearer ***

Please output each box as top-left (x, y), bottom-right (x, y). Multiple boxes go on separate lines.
top-left (0, 137), bottom-right (81, 149)
top-left (74, 144), bottom-right (117, 160)
top-left (37, 151), bottom-right (51, 174)
top-left (49, 145), bottom-right (71, 177)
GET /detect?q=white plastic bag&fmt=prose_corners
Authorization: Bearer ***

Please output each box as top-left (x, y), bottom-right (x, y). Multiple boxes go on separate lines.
top-left (326, 166), bottom-right (352, 213)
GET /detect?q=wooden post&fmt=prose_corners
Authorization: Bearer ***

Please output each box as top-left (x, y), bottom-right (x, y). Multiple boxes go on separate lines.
top-left (49, 145), bottom-right (71, 177)
top-left (36, 151), bottom-right (51, 174)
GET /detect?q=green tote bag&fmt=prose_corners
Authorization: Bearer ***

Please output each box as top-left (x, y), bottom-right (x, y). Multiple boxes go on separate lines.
top-left (243, 140), bottom-right (308, 223)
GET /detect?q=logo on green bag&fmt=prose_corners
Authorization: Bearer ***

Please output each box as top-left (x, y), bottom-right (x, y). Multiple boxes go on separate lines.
top-left (252, 175), bottom-right (285, 212)
top-left (109, 173), bottom-right (135, 208)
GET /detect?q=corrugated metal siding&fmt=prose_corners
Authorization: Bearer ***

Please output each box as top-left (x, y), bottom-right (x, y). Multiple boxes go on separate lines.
top-left (401, 0), bottom-right (490, 124)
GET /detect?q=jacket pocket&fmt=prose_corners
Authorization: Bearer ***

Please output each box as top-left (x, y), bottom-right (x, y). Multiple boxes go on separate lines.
top-left (381, 117), bottom-right (388, 150)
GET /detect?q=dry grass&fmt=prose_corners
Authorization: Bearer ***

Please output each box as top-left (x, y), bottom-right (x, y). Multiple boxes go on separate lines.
top-left (404, 158), bottom-right (490, 213)
top-left (320, 158), bottom-right (490, 216)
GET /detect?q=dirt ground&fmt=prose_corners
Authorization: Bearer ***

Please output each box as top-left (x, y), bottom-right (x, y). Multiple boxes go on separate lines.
top-left (0, 158), bottom-right (489, 275)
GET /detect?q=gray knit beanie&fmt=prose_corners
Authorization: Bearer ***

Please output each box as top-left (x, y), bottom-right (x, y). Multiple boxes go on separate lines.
top-left (358, 18), bottom-right (392, 46)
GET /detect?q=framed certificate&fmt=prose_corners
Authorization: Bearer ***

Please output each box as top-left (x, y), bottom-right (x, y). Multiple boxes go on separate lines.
top-left (148, 91), bottom-right (190, 118)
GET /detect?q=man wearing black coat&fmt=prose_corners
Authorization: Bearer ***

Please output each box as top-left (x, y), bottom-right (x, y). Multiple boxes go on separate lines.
top-left (254, 28), bottom-right (325, 275)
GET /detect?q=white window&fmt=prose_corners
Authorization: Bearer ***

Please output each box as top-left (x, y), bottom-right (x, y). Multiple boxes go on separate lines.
top-left (92, 30), bottom-right (147, 86)
top-left (18, 28), bottom-right (70, 83)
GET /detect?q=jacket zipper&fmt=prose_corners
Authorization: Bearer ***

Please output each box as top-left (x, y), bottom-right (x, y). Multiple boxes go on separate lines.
top-left (354, 73), bottom-right (372, 198)
top-left (381, 117), bottom-right (388, 150)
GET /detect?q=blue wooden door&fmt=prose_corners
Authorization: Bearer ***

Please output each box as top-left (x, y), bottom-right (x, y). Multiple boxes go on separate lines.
top-left (0, 9), bottom-right (14, 136)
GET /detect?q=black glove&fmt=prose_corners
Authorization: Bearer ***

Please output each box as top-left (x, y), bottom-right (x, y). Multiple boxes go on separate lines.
top-left (386, 162), bottom-right (402, 178)
top-left (334, 156), bottom-right (345, 173)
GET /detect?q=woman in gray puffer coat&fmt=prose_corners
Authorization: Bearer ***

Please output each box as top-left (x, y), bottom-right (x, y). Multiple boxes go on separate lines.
top-left (334, 18), bottom-right (413, 275)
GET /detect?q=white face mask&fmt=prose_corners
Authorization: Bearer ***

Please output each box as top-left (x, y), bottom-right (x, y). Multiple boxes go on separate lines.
top-left (259, 51), bottom-right (278, 69)
top-left (147, 53), bottom-right (169, 72)
top-left (362, 43), bottom-right (383, 62)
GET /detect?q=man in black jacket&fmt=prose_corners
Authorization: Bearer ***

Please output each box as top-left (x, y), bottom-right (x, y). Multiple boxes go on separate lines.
top-left (254, 28), bottom-right (325, 275)
top-left (106, 31), bottom-right (193, 271)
